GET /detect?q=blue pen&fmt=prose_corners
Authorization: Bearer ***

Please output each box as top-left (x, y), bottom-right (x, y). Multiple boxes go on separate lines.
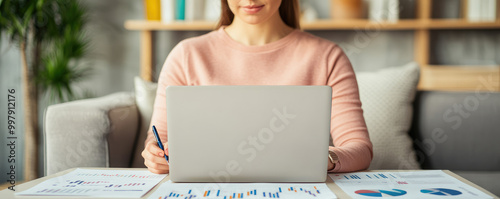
top-left (152, 125), bottom-right (169, 163)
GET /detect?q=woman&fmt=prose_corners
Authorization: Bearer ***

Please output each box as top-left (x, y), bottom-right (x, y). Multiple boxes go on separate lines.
top-left (141, 0), bottom-right (373, 174)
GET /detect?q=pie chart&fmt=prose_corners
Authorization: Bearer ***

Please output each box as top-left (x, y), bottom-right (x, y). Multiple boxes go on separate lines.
top-left (421, 188), bottom-right (462, 196)
top-left (355, 189), bottom-right (407, 197)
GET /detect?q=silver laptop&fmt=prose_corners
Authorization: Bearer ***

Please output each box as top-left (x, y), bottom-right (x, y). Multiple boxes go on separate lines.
top-left (166, 86), bottom-right (332, 182)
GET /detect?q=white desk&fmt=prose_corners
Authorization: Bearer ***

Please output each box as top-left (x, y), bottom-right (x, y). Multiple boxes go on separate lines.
top-left (1, 168), bottom-right (497, 199)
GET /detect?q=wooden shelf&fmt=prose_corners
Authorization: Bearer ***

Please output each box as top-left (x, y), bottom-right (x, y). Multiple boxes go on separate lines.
top-left (126, 0), bottom-right (500, 90)
top-left (302, 19), bottom-right (422, 30)
top-left (125, 20), bottom-right (216, 31)
top-left (125, 19), bottom-right (500, 31)
top-left (426, 19), bottom-right (500, 29)
top-left (419, 65), bottom-right (500, 91)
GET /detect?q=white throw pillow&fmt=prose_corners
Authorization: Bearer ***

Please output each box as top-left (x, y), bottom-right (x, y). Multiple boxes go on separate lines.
top-left (131, 76), bottom-right (158, 168)
top-left (357, 62), bottom-right (421, 170)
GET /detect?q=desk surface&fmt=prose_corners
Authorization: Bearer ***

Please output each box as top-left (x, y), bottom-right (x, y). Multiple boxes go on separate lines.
top-left (1, 168), bottom-right (498, 199)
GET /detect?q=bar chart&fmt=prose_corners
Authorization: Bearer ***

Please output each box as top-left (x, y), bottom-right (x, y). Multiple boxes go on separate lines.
top-left (16, 169), bottom-right (166, 198)
top-left (148, 182), bottom-right (337, 199)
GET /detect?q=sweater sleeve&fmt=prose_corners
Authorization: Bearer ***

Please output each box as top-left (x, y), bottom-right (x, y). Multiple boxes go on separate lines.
top-left (145, 42), bottom-right (188, 145)
top-left (327, 46), bottom-right (373, 172)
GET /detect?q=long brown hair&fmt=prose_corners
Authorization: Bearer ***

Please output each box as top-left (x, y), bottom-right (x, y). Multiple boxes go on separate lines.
top-left (216, 0), bottom-right (301, 29)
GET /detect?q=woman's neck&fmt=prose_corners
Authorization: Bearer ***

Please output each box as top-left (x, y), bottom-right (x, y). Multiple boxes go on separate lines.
top-left (224, 13), bottom-right (295, 46)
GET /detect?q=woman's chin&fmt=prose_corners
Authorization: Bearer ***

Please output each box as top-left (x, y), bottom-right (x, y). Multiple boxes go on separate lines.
top-left (238, 16), bottom-right (268, 25)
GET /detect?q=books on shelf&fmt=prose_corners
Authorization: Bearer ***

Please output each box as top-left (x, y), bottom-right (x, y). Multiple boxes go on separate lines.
top-left (144, 0), bottom-right (161, 21)
top-left (155, 0), bottom-right (220, 23)
top-left (467, 0), bottom-right (497, 22)
top-left (486, 0), bottom-right (498, 21)
top-left (160, 0), bottom-right (175, 23)
top-left (369, 0), bottom-right (399, 22)
top-left (175, 0), bottom-right (185, 20)
top-left (369, 0), bottom-right (385, 21)
top-left (185, 0), bottom-right (206, 21)
top-left (387, 0), bottom-right (399, 22)
top-left (205, 0), bottom-right (222, 22)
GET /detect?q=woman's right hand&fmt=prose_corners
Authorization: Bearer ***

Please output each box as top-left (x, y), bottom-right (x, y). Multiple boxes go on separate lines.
top-left (142, 140), bottom-right (170, 174)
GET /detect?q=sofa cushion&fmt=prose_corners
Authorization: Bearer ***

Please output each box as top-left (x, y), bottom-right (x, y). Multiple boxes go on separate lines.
top-left (108, 104), bottom-right (139, 167)
top-left (131, 76), bottom-right (158, 168)
top-left (410, 91), bottom-right (500, 171)
top-left (357, 62), bottom-right (421, 169)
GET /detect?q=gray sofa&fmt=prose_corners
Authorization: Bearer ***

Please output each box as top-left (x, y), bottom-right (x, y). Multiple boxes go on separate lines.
top-left (44, 90), bottom-right (500, 196)
top-left (409, 91), bottom-right (500, 196)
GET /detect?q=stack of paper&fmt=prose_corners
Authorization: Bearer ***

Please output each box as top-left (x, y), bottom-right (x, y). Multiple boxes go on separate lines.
top-left (16, 169), bottom-right (166, 198)
top-left (329, 170), bottom-right (492, 199)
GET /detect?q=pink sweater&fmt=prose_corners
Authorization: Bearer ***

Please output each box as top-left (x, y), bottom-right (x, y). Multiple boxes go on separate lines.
top-left (147, 27), bottom-right (373, 172)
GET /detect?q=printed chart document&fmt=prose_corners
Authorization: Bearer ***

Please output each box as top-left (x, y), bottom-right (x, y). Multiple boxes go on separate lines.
top-left (16, 169), bottom-right (166, 198)
top-left (148, 181), bottom-right (337, 199)
top-left (329, 170), bottom-right (492, 199)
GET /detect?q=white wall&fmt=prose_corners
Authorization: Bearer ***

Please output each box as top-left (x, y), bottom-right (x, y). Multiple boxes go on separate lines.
top-left (0, 34), bottom-right (25, 182)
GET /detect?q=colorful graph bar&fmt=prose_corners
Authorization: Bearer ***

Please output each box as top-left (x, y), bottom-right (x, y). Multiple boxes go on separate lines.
top-left (153, 185), bottom-right (333, 198)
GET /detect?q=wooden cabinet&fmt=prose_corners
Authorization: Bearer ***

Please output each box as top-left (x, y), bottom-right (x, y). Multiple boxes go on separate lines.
top-left (125, 0), bottom-right (500, 91)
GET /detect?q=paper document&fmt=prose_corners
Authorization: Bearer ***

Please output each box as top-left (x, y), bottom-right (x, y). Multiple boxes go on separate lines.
top-left (148, 181), bottom-right (337, 199)
top-left (16, 169), bottom-right (166, 198)
top-left (329, 170), bottom-right (492, 199)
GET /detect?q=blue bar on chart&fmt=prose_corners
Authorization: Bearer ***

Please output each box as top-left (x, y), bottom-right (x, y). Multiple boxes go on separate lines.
top-left (147, 183), bottom-right (336, 199)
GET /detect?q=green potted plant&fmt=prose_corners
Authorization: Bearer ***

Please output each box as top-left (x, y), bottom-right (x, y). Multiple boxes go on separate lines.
top-left (0, 0), bottom-right (91, 181)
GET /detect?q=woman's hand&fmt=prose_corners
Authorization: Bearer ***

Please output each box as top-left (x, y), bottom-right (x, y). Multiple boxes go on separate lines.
top-left (142, 140), bottom-right (169, 174)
